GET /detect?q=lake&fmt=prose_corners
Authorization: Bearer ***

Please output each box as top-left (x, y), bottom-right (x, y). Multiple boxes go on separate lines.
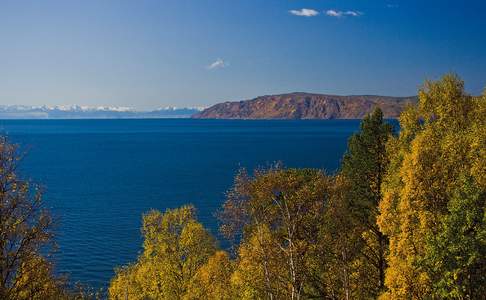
top-left (0, 119), bottom-right (364, 289)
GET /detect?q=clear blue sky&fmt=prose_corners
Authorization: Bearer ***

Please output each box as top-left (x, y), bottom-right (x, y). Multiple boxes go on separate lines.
top-left (1, 0), bottom-right (485, 109)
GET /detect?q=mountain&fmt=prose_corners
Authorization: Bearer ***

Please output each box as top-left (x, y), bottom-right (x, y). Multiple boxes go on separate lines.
top-left (0, 105), bottom-right (205, 119)
top-left (192, 93), bottom-right (417, 119)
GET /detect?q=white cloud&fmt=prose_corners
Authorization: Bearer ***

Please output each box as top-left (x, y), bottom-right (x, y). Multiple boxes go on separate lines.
top-left (344, 11), bottom-right (362, 17)
top-left (207, 58), bottom-right (228, 70)
top-left (289, 8), bottom-right (319, 17)
top-left (325, 9), bottom-right (343, 17)
top-left (325, 9), bottom-right (362, 18)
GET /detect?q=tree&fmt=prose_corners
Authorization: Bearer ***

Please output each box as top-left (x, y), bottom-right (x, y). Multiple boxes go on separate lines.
top-left (220, 167), bottom-right (332, 299)
top-left (339, 107), bottom-right (393, 298)
top-left (230, 224), bottom-right (285, 300)
top-left (106, 74), bottom-right (486, 300)
top-left (377, 74), bottom-right (486, 299)
top-left (184, 250), bottom-right (235, 300)
top-left (0, 136), bottom-right (66, 299)
top-left (317, 175), bottom-right (363, 300)
top-left (109, 205), bottom-right (217, 299)
top-left (423, 176), bottom-right (486, 298)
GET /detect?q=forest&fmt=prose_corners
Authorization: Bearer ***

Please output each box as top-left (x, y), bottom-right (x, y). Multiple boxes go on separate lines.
top-left (0, 74), bottom-right (485, 299)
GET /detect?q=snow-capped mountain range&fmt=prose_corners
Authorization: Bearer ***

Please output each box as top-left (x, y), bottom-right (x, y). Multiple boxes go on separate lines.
top-left (0, 105), bottom-right (205, 119)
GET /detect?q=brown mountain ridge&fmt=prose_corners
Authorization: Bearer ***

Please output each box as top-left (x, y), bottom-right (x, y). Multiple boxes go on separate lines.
top-left (192, 92), bottom-right (417, 119)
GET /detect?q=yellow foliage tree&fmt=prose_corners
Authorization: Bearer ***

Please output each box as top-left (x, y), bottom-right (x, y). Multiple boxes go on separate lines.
top-left (184, 251), bottom-right (235, 300)
top-left (109, 205), bottom-right (216, 299)
top-left (0, 136), bottom-right (67, 299)
top-left (230, 224), bottom-right (286, 300)
top-left (220, 167), bottom-right (334, 299)
top-left (377, 74), bottom-right (486, 299)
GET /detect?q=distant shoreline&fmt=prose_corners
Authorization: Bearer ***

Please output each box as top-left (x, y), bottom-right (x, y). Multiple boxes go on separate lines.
top-left (193, 92), bottom-right (417, 120)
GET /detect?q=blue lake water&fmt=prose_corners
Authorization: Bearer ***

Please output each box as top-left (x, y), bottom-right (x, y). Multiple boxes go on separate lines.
top-left (0, 119), bottom-right (364, 289)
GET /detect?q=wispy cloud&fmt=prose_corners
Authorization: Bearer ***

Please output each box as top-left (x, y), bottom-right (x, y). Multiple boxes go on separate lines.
top-left (386, 4), bottom-right (399, 8)
top-left (325, 10), bottom-right (362, 18)
top-left (207, 58), bottom-right (228, 70)
top-left (344, 11), bottom-right (362, 17)
top-left (289, 8), bottom-right (319, 17)
top-left (325, 10), bottom-right (342, 17)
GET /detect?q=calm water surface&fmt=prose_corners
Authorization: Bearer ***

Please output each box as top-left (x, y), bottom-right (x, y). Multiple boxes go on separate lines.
top-left (0, 119), bottom-right (364, 289)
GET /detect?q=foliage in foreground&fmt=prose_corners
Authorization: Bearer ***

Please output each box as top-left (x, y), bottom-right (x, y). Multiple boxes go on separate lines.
top-left (110, 108), bottom-right (396, 299)
top-left (2, 74), bottom-right (483, 299)
top-left (0, 138), bottom-right (104, 300)
top-left (377, 74), bottom-right (486, 299)
top-left (109, 205), bottom-right (217, 299)
top-left (109, 75), bottom-right (486, 300)
top-left (0, 137), bottom-right (67, 299)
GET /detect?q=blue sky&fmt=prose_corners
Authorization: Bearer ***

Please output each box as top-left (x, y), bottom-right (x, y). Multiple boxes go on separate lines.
top-left (1, 0), bottom-right (485, 109)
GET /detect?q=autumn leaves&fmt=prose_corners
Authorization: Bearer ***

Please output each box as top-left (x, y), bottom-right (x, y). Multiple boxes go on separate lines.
top-left (108, 74), bottom-right (486, 299)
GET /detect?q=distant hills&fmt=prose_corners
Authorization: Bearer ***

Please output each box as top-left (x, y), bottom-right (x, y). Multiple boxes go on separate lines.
top-left (192, 93), bottom-right (417, 119)
top-left (1, 93), bottom-right (418, 120)
top-left (0, 105), bottom-right (204, 119)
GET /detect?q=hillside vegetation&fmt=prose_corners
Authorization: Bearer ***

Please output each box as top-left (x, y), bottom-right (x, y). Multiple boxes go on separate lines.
top-left (110, 75), bottom-right (485, 299)
top-left (0, 75), bottom-right (484, 299)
